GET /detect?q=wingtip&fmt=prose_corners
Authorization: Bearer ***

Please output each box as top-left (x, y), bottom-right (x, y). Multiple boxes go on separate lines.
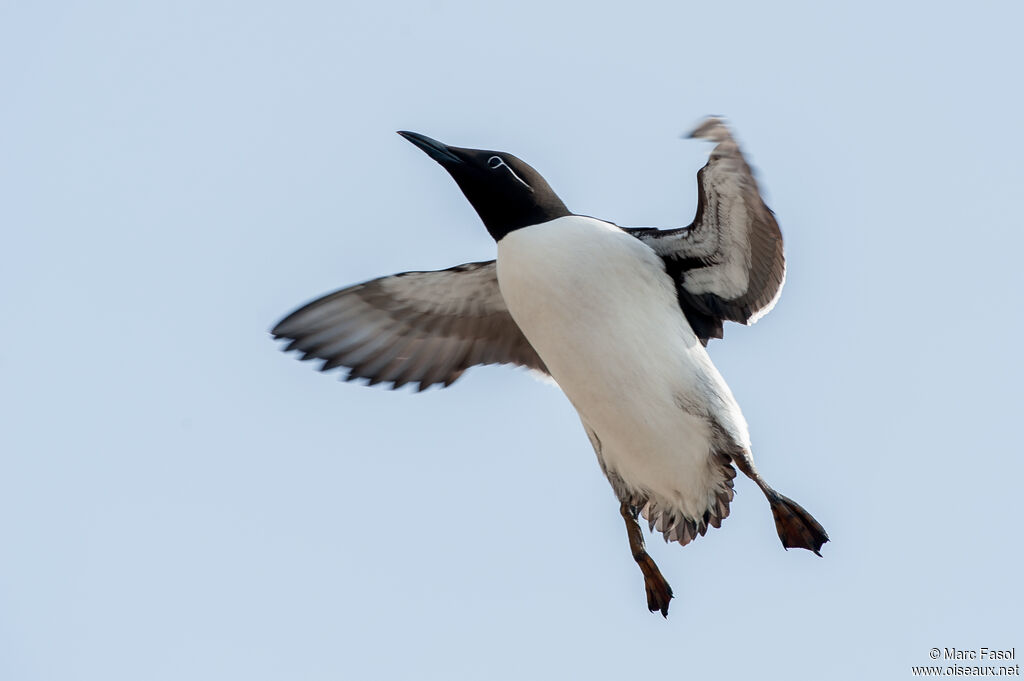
top-left (686, 115), bottom-right (731, 141)
top-left (270, 315), bottom-right (296, 338)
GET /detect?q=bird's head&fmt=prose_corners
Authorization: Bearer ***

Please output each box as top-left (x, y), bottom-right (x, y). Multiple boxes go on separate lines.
top-left (398, 131), bottom-right (570, 241)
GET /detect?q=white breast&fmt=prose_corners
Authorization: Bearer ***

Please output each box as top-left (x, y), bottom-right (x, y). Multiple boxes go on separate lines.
top-left (496, 215), bottom-right (749, 522)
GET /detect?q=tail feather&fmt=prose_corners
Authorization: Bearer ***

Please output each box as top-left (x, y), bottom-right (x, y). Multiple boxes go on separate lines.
top-left (766, 492), bottom-right (829, 556)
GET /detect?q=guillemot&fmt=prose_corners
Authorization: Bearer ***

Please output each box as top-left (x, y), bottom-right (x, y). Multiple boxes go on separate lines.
top-left (272, 118), bottom-right (829, 616)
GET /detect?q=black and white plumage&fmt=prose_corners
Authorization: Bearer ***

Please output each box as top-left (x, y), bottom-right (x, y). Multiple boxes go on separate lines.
top-left (624, 118), bottom-right (786, 343)
top-left (275, 119), bottom-right (782, 388)
top-left (272, 118), bottom-right (828, 616)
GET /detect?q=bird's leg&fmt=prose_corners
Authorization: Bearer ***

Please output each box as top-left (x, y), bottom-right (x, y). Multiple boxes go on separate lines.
top-left (619, 502), bottom-right (673, 617)
top-left (730, 450), bottom-right (830, 556)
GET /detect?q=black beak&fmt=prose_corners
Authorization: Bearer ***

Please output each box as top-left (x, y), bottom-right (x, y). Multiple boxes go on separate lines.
top-left (397, 131), bottom-right (464, 165)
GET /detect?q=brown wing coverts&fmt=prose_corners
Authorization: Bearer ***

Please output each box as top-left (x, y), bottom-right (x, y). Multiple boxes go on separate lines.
top-left (272, 261), bottom-right (547, 391)
top-left (628, 117), bottom-right (786, 344)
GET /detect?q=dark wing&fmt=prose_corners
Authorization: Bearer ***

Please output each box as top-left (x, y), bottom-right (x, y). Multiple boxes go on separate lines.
top-left (625, 117), bottom-right (786, 344)
top-left (271, 260), bottom-right (547, 391)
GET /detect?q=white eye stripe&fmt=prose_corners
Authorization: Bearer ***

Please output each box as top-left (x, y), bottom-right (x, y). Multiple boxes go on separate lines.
top-left (486, 155), bottom-right (533, 192)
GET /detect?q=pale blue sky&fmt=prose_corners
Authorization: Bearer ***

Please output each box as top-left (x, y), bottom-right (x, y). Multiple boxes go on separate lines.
top-left (2, 2), bottom-right (1022, 679)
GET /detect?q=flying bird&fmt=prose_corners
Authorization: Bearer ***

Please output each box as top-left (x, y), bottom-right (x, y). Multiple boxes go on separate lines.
top-left (272, 118), bottom-right (829, 616)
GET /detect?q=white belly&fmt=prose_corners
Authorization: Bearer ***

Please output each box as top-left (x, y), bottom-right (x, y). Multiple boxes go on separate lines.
top-left (496, 215), bottom-right (749, 523)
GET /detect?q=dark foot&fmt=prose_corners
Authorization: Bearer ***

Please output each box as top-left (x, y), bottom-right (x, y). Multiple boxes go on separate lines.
top-left (637, 553), bottom-right (674, 616)
top-left (729, 451), bottom-right (830, 557)
top-left (620, 502), bottom-right (675, 617)
top-left (767, 491), bottom-right (830, 556)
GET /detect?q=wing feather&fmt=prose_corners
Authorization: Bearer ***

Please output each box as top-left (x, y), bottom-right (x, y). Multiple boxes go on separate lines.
top-left (626, 117), bottom-right (786, 343)
top-left (272, 260), bottom-right (548, 391)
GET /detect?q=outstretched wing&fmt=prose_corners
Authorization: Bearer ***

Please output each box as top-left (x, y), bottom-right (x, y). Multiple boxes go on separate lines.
top-left (626, 117), bottom-right (786, 344)
top-left (272, 261), bottom-right (547, 391)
